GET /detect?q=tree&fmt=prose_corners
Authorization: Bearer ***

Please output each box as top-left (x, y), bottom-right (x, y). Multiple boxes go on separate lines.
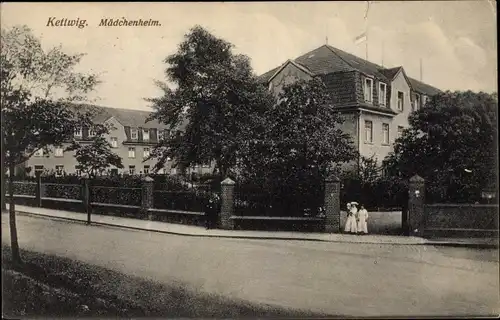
top-left (146, 25), bottom-right (273, 178)
top-left (67, 130), bottom-right (124, 178)
top-left (383, 90), bottom-right (498, 203)
top-left (240, 78), bottom-right (357, 195)
top-left (1, 25), bottom-right (100, 263)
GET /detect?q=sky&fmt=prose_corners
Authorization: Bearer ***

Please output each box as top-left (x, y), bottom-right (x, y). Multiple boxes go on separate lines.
top-left (1, 1), bottom-right (497, 111)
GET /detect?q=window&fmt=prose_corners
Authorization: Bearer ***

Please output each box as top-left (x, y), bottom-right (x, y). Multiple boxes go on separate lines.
top-left (382, 123), bottom-right (390, 145)
top-left (74, 127), bottom-right (82, 138)
top-left (75, 165), bottom-right (82, 176)
top-left (110, 168), bottom-right (118, 176)
top-left (55, 165), bottom-right (64, 175)
top-left (55, 147), bottom-right (64, 157)
top-left (130, 128), bottom-right (138, 140)
top-left (110, 137), bottom-right (118, 148)
top-left (143, 147), bottom-right (150, 158)
top-left (364, 121), bottom-right (373, 143)
top-left (397, 126), bottom-right (404, 139)
top-left (34, 149), bottom-right (44, 157)
top-left (162, 168), bottom-right (168, 175)
top-left (143, 129), bottom-right (150, 141)
top-left (34, 165), bottom-right (44, 173)
top-left (88, 128), bottom-right (96, 138)
top-left (397, 91), bottom-right (404, 111)
top-left (129, 165), bottom-right (136, 175)
top-left (128, 147), bottom-right (136, 158)
top-left (144, 165), bottom-right (150, 174)
top-left (414, 94), bottom-right (421, 111)
top-left (364, 78), bottom-right (373, 102)
top-left (379, 83), bottom-right (387, 106)
top-left (422, 95), bottom-right (428, 107)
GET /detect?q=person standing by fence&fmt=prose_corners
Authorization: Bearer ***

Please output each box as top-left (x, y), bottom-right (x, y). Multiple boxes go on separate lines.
top-left (205, 192), bottom-right (220, 230)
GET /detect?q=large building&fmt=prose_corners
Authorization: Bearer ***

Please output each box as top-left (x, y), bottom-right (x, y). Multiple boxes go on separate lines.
top-left (22, 105), bottom-right (213, 177)
top-left (258, 44), bottom-right (442, 167)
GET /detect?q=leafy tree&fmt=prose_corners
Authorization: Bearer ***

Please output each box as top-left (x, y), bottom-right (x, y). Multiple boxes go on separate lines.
top-left (240, 78), bottom-right (357, 207)
top-left (1, 25), bottom-right (100, 263)
top-left (66, 128), bottom-right (124, 178)
top-left (146, 25), bottom-right (273, 178)
top-left (383, 90), bottom-right (498, 203)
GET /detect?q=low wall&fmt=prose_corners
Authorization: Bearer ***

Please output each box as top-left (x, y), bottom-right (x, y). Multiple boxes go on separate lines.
top-left (424, 204), bottom-right (499, 238)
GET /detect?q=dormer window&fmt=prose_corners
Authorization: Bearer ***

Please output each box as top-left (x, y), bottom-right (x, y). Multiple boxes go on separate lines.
top-left (130, 128), bottom-right (138, 140)
top-left (379, 83), bottom-right (387, 106)
top-left (364, 78), bottom-right (374, 103)
top-left (88, 128), bottom-right (96, 138)
top-left (143, 129), bottom-right (150, 141)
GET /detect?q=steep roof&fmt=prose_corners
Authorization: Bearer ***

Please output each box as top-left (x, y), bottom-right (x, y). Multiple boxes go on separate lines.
top-left (259, 44), bottom-right (442, 96)
top-left (70, 104), bottom-right (170, 129)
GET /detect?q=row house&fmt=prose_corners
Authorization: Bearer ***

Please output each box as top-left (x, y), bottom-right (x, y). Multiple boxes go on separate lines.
top-left (23, 105), bottom-right (214, 177)
top-left (258, 44), bottom-right (442, 169)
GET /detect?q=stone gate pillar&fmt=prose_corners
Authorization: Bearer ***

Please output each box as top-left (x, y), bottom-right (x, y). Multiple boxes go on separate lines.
top-left (324, 174), bottom-right (341, 233)
top-left (141, 176), bottom-right (154, 220)
top-left (220, 177), bottom-right (235, 230)
top-left (408, 175), bottom-right (426, 237)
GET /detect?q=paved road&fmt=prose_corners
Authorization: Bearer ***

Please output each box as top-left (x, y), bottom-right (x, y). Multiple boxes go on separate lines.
top-left (2, 214), bottom-right (499, 317)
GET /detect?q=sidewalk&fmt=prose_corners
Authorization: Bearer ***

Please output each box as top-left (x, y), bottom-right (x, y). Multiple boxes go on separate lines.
top-left (5, 204), bottom-right (499, 248)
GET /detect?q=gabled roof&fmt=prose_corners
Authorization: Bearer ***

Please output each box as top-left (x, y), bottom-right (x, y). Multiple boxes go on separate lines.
top-left (70, 104), bottom-right (170, 129)
top-left (379, 67), bottom-right (402, 80)
top-left (267, 59), bottom-right (314, 83)
top-left (258, 44), bottom-right (442, 96)
top-left (408, 77), bottom-right (442, 96)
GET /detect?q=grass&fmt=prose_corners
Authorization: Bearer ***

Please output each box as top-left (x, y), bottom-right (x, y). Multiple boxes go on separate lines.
top-left (2, 246), bottom-right (331, 318)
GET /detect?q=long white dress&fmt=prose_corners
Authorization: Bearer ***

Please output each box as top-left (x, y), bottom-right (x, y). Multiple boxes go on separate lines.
top-left (344, 207), bottom-right (358, 233)
top-left (357, 208), bottom-right (369, 234)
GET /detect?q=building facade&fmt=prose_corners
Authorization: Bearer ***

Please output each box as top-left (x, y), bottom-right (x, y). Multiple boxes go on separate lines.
top-left (258, 45), bottom-right (442, 168)
top-left (22, 105), bottom-right (214, 177)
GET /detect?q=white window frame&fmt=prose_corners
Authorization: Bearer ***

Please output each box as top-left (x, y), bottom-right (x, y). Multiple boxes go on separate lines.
top-left (382, 123), bottom-right (390, 145)
top-left (397, 126), bottom-right (404, 139)
top-left (54, 147), bottom-right (64, 158)
top-left (422, 95), bottom-right (428, 107)
top-left (128, 147), bottom-right (136, 159)
top-left (74, 127), bottom-right (82, 138)
top-left (129, 165), bottom-right (136, 175)
top-left (143, 147), bottom-right (150, 159)
top-left (88, 128), bottom-right (96, 138)
top-left (110, 137), bottom-right (118, 148)
top-left (364, 120), bottom-right (373, 143)
top-left (414, 93), bottom-right (421, 111)
top-left (144, 165), bottom-right (150, 174)
top-left (379, 83), bottom-right (387, 106)
top-left (143, 129), bottom-right (150, 141)
top-left (130, 128), bottom-right (138, 140)
top-left (397, 91), bottom-right (404, 111)
top-left (55, 165), bottom-right (64, 175)
top-left (75, 165), bottom-right (82, 176)
top-left (364, 78), bottom-right (374, 103)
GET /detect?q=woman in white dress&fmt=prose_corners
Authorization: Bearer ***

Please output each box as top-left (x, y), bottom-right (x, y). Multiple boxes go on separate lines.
top-left (357, 204), bottom-right (369, 234)
top-left (344, 202), bottom-right (358, 234)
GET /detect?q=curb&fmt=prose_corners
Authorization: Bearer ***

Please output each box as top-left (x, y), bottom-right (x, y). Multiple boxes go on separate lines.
top-left (13, 210), bottom-right (499, 248)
